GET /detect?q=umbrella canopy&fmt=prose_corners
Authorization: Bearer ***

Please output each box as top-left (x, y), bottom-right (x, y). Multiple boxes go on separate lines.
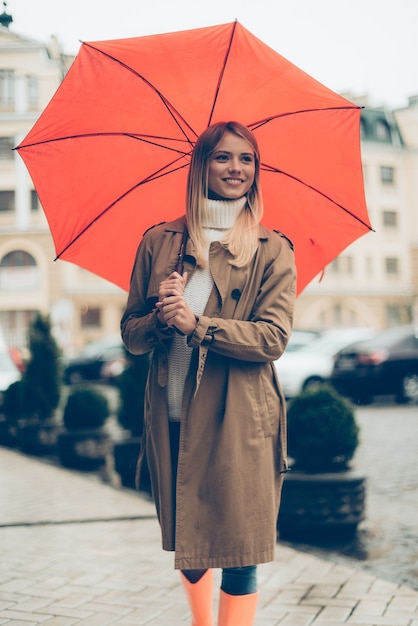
top-left (16, 21), bottom-right (371, 294)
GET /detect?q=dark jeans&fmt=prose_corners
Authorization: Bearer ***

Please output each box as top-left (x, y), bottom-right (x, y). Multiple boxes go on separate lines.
top-left (169, 421), bottom-right (258, 595)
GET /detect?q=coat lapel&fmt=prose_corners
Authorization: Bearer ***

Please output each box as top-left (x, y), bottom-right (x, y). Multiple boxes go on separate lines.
top-left (208, 242), bottom-right (232, 308)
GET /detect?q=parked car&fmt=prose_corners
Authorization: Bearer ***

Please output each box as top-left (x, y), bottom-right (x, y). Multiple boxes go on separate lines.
top-left (285, 329), bottom-right (321, 352)
top-left (331, 325), bottom-right (418, 404)
top-left (275, 327), bottom-right (376, 398)
top-left (64, 336), bottom-right (127, 384)
top-left (0, 350), bottom-right (21, 408)
top-left (0, 324), bottom-right (22, 408)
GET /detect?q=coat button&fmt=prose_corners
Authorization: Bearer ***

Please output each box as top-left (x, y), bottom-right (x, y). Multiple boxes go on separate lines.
top-left (231, 289), bottom-right (241, 300)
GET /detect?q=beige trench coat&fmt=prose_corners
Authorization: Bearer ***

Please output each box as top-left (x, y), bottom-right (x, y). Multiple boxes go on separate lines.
top-left (121, 217), bottom-right (296, 570)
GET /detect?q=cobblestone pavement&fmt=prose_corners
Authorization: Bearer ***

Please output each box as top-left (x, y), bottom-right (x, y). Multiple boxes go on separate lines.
top-left (282, 403), bottom-right (418, 592)
top-left (1, 446), bottom-right (418, 625)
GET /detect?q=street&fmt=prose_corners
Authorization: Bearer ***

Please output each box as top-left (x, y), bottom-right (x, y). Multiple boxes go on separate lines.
top-left (102, 385), bottom-right (418, 590)
top-left (283, 401), bottom-right (418, 590)
top-left (3, 442), bottom-right (418, 625)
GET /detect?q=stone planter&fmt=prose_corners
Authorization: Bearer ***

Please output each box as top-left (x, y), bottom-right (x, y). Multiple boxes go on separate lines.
top-left (113, 437), bottom-right (151, 493)
top-left (57, 428), bottom-right (111, 470)
top-left (278, 469), bottom-right (366, 542)
top-left (17, 418), bottom-right (61, 456)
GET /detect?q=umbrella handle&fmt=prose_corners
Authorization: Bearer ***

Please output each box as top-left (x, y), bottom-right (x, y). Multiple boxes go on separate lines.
top-left (174, 227), bottom-right (188, 275)
top-left (173, 227), bottom-right (188, 336)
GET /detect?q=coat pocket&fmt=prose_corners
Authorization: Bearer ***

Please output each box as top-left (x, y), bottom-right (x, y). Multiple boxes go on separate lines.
top-left (244, 364), bottom-right (278, 439)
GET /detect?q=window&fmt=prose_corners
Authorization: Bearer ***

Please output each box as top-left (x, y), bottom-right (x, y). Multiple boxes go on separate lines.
top-left (0, 137), bottom-right (14, 159)
top-left (380, 165), bottom-right (395, 184)
top-left (1, 250), bottom-right (36, 268)
top-left (385, 257), bottom-right (399, 275)
top-left (330, 258), bottom-right (338, 273)
top-left (31, 190), bottom-right (40, 211)
top-left (0, 309), bottom-right (35, 349)
top-left (386, 305), bottom-right (412, 326)
top-left (382, 210), bottom-right (397, 227)
top-left (27, 75), bottom-right (38, 108)
top-left (80, 306), bottom-right (102, 328)
top-left (360, 118), bottom-right (368, 139)
top-left (375, 119), bottom-right (391, 141)
top-left (0, 69), bottom-right (14, 108)
top-left (333, 304), bottom-right (342, 325)
top-left (0, 250), bottom-right (39, 290)
top-left (386, 305), bottom-right (402, 326)
top-left (0, 190), bottom-right (14, 211)
top-left (329, 255), bottom-right (353, 274)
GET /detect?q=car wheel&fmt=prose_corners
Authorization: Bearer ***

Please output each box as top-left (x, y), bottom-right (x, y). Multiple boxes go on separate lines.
top-left (396, 373), bottom-right (418, 404)
top-left (68, 371), bottom-right (85, 385)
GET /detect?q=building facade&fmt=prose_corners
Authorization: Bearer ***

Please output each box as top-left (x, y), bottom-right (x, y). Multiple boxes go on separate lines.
top-left (295, 96), bottom-right (418, 330)
top-left (0, 21), bottom-right (417, 355)
top-left (0, 24), bottom-right (127, 354)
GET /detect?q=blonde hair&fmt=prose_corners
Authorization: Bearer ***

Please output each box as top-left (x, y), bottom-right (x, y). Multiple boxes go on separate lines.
top-left (186, 121), bottom-right (264, 268)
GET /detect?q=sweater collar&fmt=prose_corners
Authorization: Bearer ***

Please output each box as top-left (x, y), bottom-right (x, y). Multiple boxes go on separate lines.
top-left (202, 196), bottom-right (246, 230)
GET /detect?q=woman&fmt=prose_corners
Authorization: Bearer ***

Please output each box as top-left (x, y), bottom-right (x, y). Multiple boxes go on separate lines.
top-left (121, 121), bottom-right (296, 626)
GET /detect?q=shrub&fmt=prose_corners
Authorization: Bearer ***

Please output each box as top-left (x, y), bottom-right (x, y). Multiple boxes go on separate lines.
top-left (20, 312), bottom-right (62, 420)
top-left (286, 385), bottom-right (359, 472)
top-left (63, 385), bottom-right (110, 430)
top-left (116, 351), bottom-right (149, 437)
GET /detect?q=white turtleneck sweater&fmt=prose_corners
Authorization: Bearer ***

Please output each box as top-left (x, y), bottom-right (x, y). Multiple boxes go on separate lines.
top-left (167, 196), bottom-right (246, 421)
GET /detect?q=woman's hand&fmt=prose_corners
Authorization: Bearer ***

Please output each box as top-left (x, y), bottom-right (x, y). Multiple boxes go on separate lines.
top-left (156, 272), bottom-right (197, 336)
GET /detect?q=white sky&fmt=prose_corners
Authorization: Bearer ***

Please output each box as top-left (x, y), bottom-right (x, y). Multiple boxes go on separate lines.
top-left (6, 0), bottom-right (418, 109)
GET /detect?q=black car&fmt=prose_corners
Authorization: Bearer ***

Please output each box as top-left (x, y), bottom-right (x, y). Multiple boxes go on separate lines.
top-left (64, 336), bottom-right (127, 384)
top-left (331, 325), bottom-right (418, 404)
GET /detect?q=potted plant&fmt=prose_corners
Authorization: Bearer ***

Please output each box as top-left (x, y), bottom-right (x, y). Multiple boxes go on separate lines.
top-left (113, 350), bottom-right (151, 492)
top-left (15, 312), bottom-right (63, 455)
top-left (278, 384), bottom-right (366, 541)
top-left (57, 384), bottom-right (111, 470)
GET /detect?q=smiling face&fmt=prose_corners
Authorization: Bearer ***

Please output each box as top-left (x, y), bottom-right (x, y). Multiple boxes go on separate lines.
top-left (207, 131), bottom-right (256, 200)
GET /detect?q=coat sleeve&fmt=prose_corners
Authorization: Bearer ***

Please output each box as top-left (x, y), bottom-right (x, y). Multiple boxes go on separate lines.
top-left (120, 230), bottom-right (175, 355)
top-left (188, 236), bottom-right (296, 362)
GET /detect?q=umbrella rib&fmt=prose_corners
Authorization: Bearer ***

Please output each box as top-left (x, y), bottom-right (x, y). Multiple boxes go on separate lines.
top-left (83, 41), bottom-right (199, 147)
top-left (16, 132), bottom-right (192, 157)
top-left (248, 105), bottom-right (362, 130)
top-left (207, 20), bottom-right (238, 128)
top-left (262, 163), bottom-right (373, 231)
top-left (54, 160), bottom-right (190, 261)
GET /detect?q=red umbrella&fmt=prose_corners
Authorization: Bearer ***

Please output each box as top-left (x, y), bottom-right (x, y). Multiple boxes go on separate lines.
top-left (15, 21), bottom-right (371, 294)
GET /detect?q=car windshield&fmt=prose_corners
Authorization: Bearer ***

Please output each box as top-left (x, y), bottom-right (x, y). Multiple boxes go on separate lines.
top-left (286, 331), bottom-right (319, 352)
top-left (354, 325), bottom-right (417, 350)
top-left (297, 329), bottom-right (375, 357)
top-left (80, 337), bottom-right (122, 357)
